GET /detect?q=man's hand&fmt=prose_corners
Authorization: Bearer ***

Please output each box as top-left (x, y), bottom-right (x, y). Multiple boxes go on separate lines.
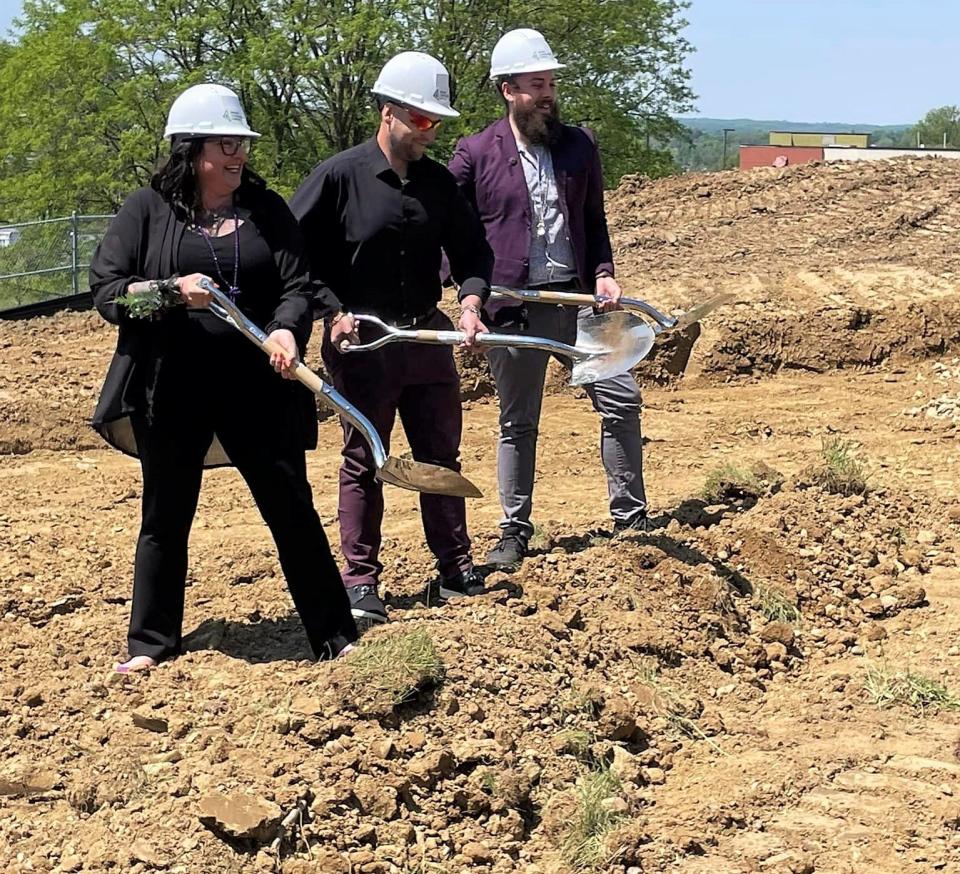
top-left (458, 296), bottom-right (488, 350)
top-left (594, 274), bottom-right (623, 313)
top-left (330, 312), bottom-right (360, 352)
top-left (265, 328), bottom-right (298, 379)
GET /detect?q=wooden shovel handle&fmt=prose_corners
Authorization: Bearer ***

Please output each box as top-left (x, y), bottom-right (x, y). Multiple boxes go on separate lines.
top-left (261, 337), bottom-right (325, 394)
top-left (520, 289), bottom-right (599, 306)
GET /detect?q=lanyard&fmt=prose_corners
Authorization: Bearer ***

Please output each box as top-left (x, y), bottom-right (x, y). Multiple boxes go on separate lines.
top-left (524, 146), bottom-right (550, 238)
top-left (197, 208), bottom-right (241, 301)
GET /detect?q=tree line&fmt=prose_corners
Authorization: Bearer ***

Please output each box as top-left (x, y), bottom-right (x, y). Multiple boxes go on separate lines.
top-left (0, 0), bottom-right (694, 219)
top-left (667, 106), bottom-right (960, 173)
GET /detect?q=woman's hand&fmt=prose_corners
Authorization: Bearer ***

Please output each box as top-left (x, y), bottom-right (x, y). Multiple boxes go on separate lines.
top-left (175, 273), bottom-right (216, 308)
top-left (266, 329), bottom-right (299, 378)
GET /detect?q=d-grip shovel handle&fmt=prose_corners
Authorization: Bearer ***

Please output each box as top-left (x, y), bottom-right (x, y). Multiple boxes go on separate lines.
top-left (346, 315), bottom-right (586, 360)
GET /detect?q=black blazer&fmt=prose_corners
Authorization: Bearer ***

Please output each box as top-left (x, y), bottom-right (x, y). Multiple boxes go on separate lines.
top-left (89, 182), bottom-right (332, 465)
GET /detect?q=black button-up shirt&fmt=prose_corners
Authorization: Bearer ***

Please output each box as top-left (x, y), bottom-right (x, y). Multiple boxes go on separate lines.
top-left (290, 137), bottom-right (492, 321)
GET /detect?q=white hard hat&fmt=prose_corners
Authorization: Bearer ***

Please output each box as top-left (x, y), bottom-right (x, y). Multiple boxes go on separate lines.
top-left (372, 51), bottom-right (460, 119)
top-left (489, 28), bottom-right (566, 80)
top-left (163, 83), bottom-right (261, 140)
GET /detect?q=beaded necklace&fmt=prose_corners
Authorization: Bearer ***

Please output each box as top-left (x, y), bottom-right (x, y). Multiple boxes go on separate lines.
top-left (194, 204), bottom-right (241, 301)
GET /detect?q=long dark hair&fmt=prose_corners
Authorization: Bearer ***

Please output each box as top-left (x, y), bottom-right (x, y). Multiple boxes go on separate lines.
top-left (150, 136), bottom-right (267, 220)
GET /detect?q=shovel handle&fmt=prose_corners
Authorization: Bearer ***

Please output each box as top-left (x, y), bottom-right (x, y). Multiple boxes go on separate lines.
top-left (491, 285), bottom-right (677, 329)
top-left (410, 329), bottom-right (467, 344)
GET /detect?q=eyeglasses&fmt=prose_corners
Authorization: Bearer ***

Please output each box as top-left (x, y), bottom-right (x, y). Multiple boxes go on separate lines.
top-left (395, 103), bottom-right (443, 132)
top-left (207, 136), bottom-right (252, 156)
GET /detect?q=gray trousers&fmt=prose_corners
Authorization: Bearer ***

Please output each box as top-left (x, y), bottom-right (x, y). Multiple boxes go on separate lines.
top-left (486, 300), bottom-right (647, 538)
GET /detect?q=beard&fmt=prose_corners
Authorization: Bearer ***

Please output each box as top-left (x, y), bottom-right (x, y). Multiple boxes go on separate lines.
top-left (512, 100), bottom-right (562, 146)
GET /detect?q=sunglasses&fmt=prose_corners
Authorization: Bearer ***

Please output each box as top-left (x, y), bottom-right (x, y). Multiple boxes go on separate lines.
top-left (205, 136), bottom-right (252, 157)
top-left (395, 103), bottom-right (443, 132)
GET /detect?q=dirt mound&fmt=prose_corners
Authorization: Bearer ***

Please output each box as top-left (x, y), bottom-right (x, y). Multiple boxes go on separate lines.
top-left (5, 157), bottom-right (960, 872)
top-left (605, 156), bottom-right (960, 377)
top-left (2, 428), bottom-right (957, 872)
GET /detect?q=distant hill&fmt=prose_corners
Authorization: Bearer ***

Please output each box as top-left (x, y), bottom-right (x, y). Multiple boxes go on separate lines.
top-left (677, 117), bottom-right (911, 134)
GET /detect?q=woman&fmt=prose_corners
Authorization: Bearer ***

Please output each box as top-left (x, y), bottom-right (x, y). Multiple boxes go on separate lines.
top-left (90, 83), bottom-right (357, 671)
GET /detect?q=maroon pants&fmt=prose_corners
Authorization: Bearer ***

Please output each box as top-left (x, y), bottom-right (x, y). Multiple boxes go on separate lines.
top-left (321, 310), bottom-right (473, 587)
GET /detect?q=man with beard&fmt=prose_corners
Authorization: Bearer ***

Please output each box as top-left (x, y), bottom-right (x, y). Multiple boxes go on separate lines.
top-left (448, 28), bottom-right (648, 569)
top-left (291, 52), bottom-right (492, 626)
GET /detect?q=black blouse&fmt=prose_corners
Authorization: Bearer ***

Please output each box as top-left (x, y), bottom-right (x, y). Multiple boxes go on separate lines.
top-left (89, 182), bottom-right (328, 465)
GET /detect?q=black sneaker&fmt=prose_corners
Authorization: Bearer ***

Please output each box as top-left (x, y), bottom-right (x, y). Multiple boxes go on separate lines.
top-left (439, 569), bottom-right (486, 601)
top-left (347, 584), bottom-right (388, 624)
top-left (485, 533), bottom-right (528, 568)
top-left (613, 514), bottom-right (650, 534)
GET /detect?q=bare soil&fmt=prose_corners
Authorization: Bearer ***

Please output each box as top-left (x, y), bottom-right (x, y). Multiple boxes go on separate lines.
top-left (3, 157), bottom-right (960, 874)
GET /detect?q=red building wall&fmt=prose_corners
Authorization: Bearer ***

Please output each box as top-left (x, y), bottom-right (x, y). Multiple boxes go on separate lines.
top-left (739, 145), bottom-right (824, 170)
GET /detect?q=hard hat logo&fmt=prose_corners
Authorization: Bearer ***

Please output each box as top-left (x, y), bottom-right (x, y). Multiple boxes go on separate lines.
top-left (433, 73), bottom-right (450, 102)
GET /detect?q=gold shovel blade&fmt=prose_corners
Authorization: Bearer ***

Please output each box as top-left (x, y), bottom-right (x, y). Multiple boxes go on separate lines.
top-left (377, 456), bottom-right (483, 498)
top-left (673, 293), bottom-right (734, 330)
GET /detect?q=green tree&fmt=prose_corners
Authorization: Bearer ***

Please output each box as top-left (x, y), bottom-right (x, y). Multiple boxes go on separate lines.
top-left (0, 0), bottom-right (694, 217)
top-left (908, 105), bottom-right (960, 149)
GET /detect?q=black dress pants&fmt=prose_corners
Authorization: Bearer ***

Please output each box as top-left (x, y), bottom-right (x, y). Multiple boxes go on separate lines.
top-left (127, 320), bottom-right (356, 661)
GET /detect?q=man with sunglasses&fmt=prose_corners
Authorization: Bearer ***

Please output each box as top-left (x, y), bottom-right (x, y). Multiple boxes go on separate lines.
top-left (448, 28), bottom-right (649, 570)
top-left (290, 51), bottom-right (493, 627)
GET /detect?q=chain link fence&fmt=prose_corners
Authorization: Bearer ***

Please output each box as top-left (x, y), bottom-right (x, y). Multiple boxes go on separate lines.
top-left (0, 214), bottom-right (114, 313)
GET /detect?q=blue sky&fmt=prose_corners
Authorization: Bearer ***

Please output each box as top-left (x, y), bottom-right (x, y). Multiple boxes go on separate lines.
top-left (1, 0), bottom-right (956, 125)
top-left (0, 0), bottom-right (16, 36)
top-left (684, 0), bottom-right (960, 124)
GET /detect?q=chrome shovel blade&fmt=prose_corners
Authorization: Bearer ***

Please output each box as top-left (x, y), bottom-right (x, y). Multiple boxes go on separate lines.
top-left (570, 311), bottom-right (657, 386)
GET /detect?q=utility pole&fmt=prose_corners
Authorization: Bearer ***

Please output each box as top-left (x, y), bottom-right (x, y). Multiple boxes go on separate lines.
top-left (722, 127), bottom-right (735, 170)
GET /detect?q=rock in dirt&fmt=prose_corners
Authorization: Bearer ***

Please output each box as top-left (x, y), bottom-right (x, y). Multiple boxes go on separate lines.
top-left (893, 584), bottom-right (926, 609)
top-left (599, 695), bottom-right (639, 741)
top-left (129, 838), bottom-right (171, 868)
top-left (132, 710), bottom-right (169, 733)
top-left (407, 750), bottom-right (455, 787)
top-left (461, 841), bottom-right (494, 864)
top-left (198, 791), bottom-right (283, 842)
top-left (759, 621), bottom-right (795, 647)
top-left (610, 746), bottom-right (644, 784)
top-left (353, 774), bottom-right (399, 819)
top-left (0, 768), bottom-right (59, 797)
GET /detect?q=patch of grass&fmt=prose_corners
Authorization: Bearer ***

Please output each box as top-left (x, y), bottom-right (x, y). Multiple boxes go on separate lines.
top-left (529, 522), bottom-right (549, 550)
top-left (556, 729), bottom-right (595, 760)
top-left (631, 656), bottom-right (727, 755)
top-left (561, 768), bottom-right (626, 870)
top-left (753, 581), bottom-right (801, 624)
top-left (559, 685), bottom-right (602, 717)
top-left (478, 769), bottom-right (499, 795)
top-left (812, 436), bottom-right (869, 496)
top-left (347, 630), bottom-right (444, 706)
top-left (864, 664), bottom-right (960, 715)
top-left (700, 463), bottom-right (761, 502)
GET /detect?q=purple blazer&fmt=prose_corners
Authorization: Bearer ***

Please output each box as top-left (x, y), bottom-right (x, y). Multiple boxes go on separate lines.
top-left (448, 116), bottom-right (615, 316)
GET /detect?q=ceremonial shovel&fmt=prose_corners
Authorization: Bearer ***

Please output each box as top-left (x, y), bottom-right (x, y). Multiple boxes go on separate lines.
top-left (341, 311), bottom-right (657, 386)
top-left (201, 279), bottom-right (482, 499)
top-left (490, 286), bottom-right (733, 334)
